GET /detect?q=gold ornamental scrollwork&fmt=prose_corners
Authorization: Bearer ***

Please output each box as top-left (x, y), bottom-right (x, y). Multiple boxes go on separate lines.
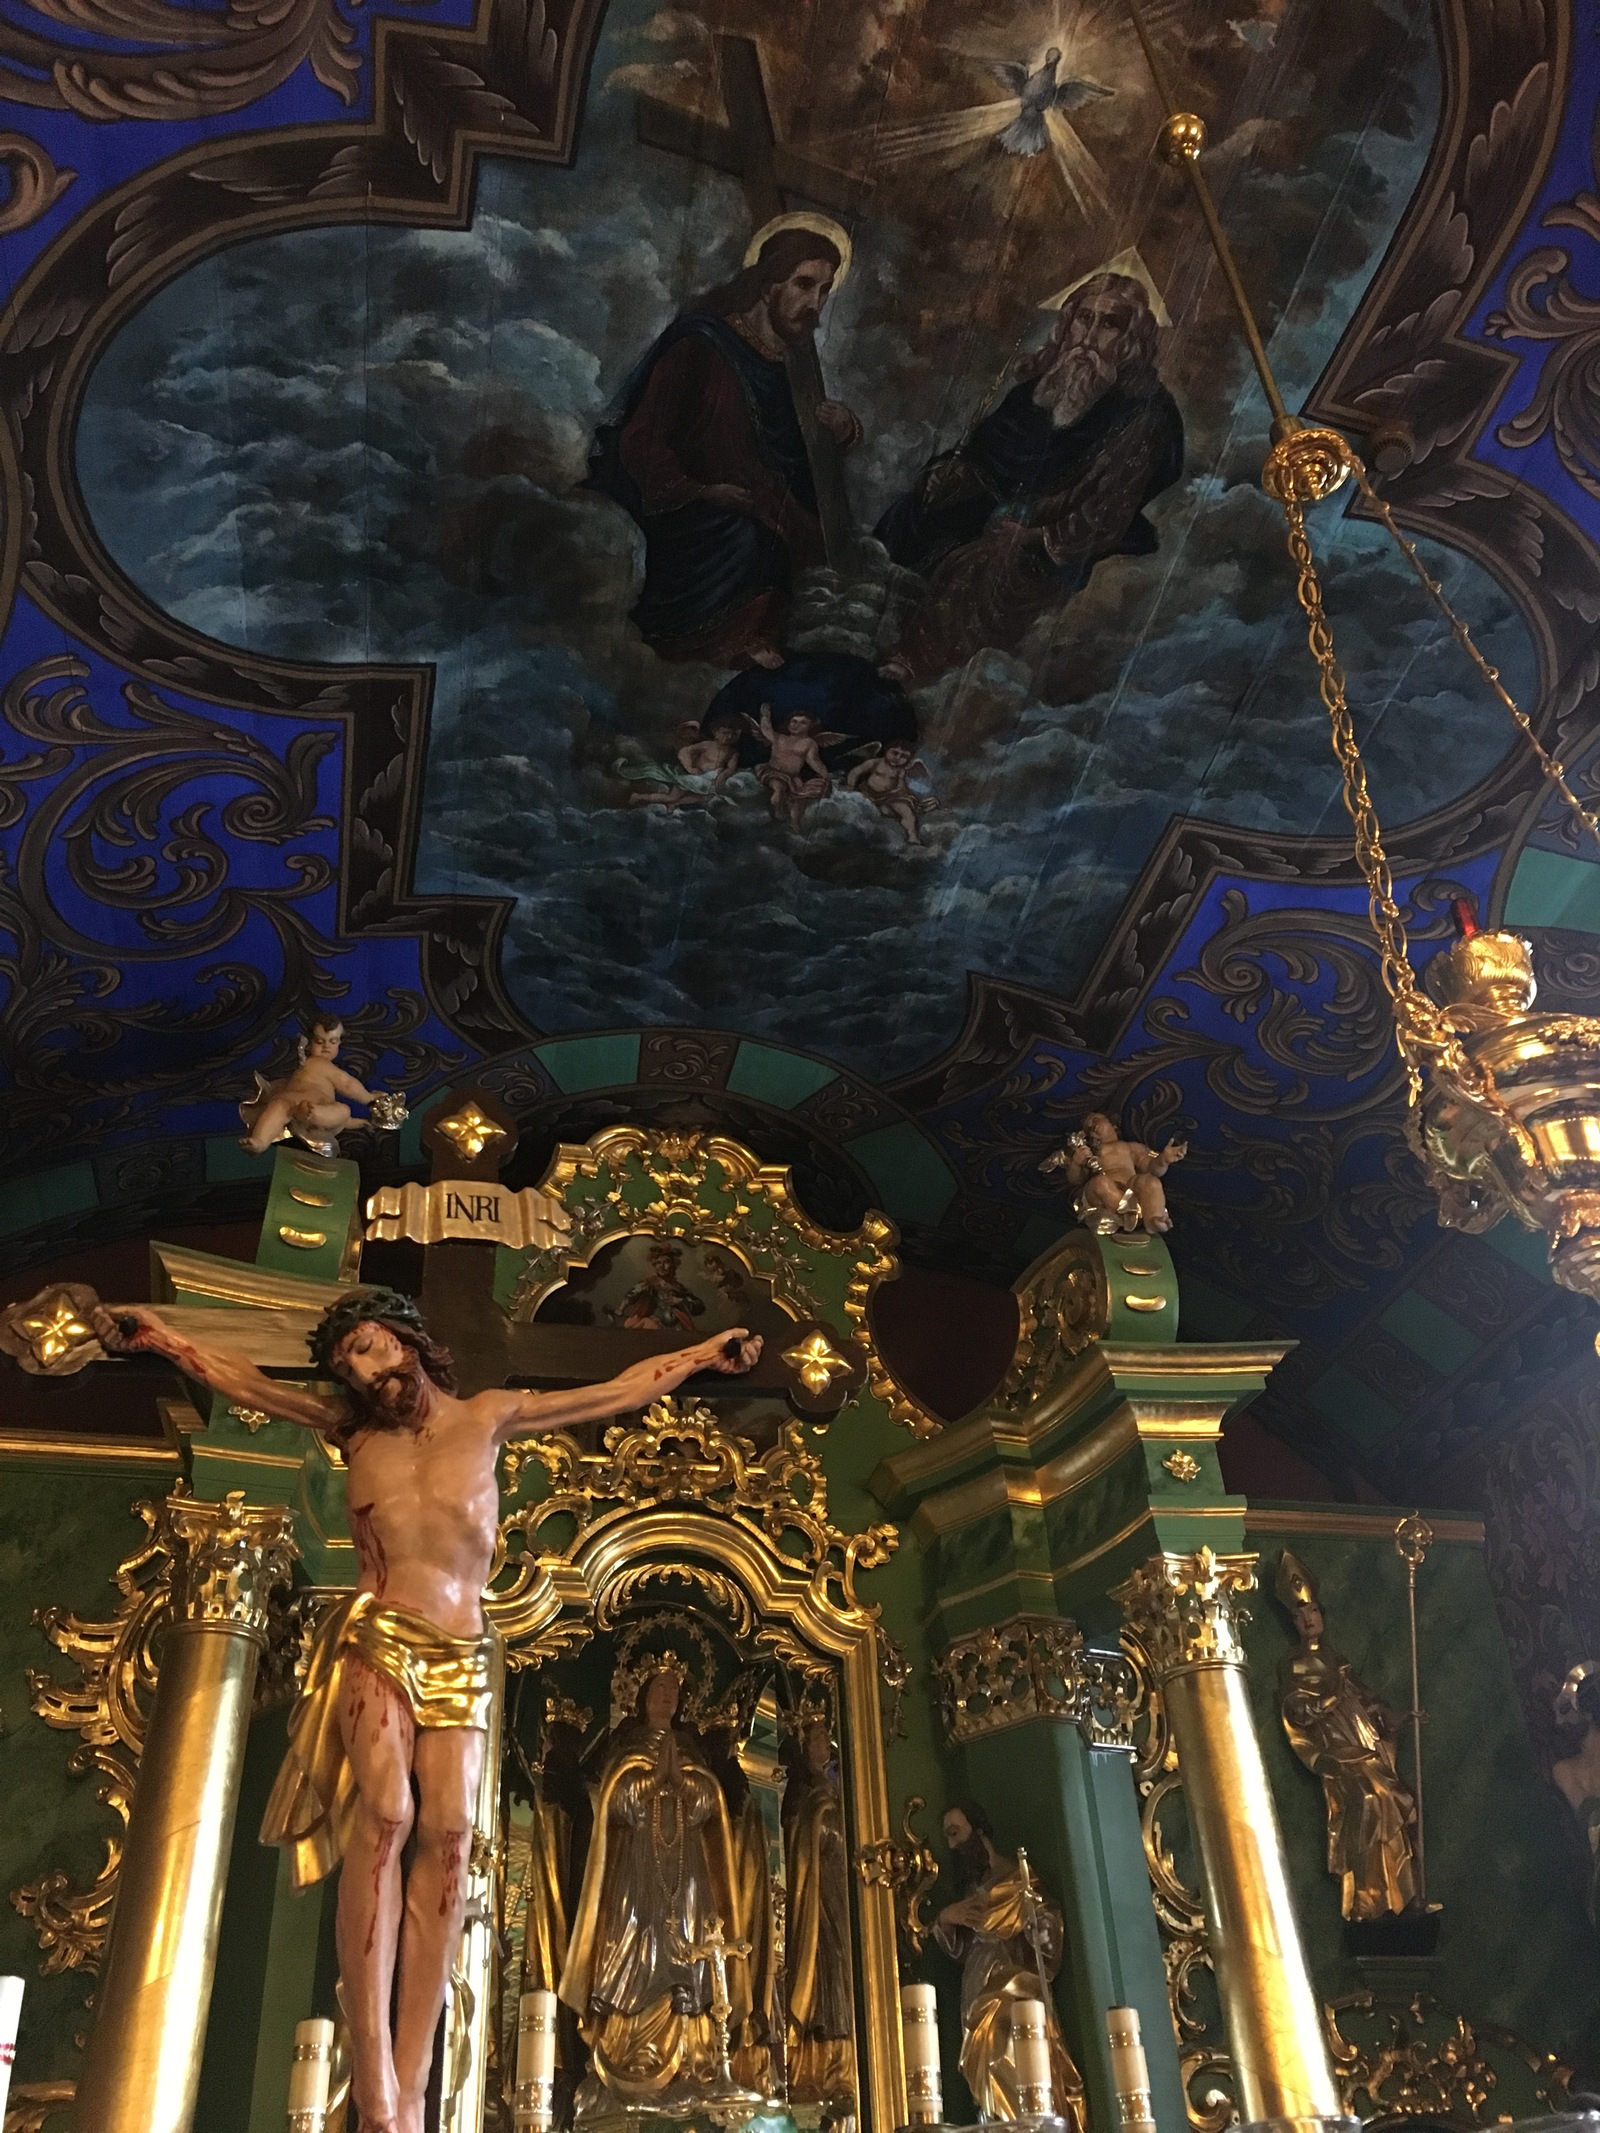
top-left (934, 1614), bottom-right (1139, 1749)
top-left (854, 1795), bottom-right (940, 1955)
top-left (1110, 1548), bottom-right (1257, 1678)
top-left (510, 1125), bottom-right (942, 1440)
top-left (486, 1390), bottom-right (909, 2131)
top-left (496, 1396), bottom-right (897, 1635)
top-left (4, 2082), bottom-right (77, 2133)
top-left (8, 1487), bottom-right (297, 1975)
top-left (9, 1498), bottom-right (174, 1972)
top-left (1324, 1992), bottom-right (1574, 2123)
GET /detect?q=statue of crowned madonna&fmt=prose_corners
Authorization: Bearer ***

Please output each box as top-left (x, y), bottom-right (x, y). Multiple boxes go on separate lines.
top-left (514, 1622), bottom-right (858, 2127)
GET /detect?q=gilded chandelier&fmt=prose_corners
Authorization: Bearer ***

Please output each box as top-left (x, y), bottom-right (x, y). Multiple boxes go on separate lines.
top-left (1127, 1), bottom-right (1600, 1325)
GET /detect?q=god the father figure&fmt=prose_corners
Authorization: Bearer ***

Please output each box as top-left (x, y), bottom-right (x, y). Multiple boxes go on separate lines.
top-left (95, 1287), bottom-right (762, 2133)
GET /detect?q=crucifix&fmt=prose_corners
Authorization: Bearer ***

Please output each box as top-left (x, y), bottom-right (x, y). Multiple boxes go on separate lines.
top-left (27, 1090), bottom-right (861, 2133)
top-left (30, 1085), bottom-right (863, 1424)
top-left (671, 1913), bottom-right (758, 2108)
top-left (635, 34), bottom-right (865, 567)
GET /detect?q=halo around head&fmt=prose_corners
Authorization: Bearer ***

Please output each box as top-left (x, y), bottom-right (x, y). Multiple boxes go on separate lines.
top-left (609, 1612), bottom-right (716, 1726)
top-left (744, 212), bottom-right (853, 293)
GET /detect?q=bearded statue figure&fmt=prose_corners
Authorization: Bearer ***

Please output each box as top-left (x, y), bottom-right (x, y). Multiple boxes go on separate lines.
top-left (559, 1655), bottom-right (755, 2113)
top-left (934, 1803), bottom-right (1087, 2130)
top-left (1275, 1549), bottom-right (1418, 1922)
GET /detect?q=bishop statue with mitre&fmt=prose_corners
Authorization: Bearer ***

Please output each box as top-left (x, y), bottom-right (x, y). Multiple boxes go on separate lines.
top-left (95, 1285), bottom-right (762, 2133)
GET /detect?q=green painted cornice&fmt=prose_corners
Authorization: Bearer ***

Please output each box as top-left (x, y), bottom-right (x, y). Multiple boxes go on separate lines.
top-left (871, 1337), bottom-right (1290, 1640)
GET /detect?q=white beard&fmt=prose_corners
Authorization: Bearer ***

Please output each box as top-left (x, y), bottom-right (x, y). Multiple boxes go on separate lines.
top-left (1031, 345), bottom-right (1115, 429)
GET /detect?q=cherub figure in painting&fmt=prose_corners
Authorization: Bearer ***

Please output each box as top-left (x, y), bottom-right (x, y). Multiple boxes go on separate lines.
top-left (750, 704), bottom-right (845, 830)
top-left (621, 706), bottom-right (746, 810)
top-left (847, 742), bottom-right (939, 844)
top-left (239, 1014), bottom-right (405, 1158)
top-left (1041, 1111), bottom-right (1186, 1235)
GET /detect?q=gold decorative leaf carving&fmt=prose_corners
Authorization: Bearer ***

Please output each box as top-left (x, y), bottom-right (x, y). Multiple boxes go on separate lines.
top-left (9, 1489), bottom-right (295, 1974)
top-left (497, 1396), bottom-right (897, 1630)
top-left (510, 1126), bottom-right (941, 1439)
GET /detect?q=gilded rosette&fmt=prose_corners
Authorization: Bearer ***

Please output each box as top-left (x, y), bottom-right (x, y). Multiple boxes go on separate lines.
top-left (1260, 425), bottom-right (1356, 503)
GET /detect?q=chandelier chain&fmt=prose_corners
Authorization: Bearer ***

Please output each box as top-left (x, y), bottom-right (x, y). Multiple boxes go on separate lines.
top-left (1350, 462), bottom-right (1600, 854)
top-left (1281, 498), bottom-right (1430, 1101)
top-left (1280, 494), bottom-right (1541, 1156)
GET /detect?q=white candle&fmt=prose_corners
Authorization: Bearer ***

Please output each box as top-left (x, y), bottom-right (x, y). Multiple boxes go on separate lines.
top-left (1105, 2006), bottom-right (1157, 2133)
top-left (1012, 1998), bottom-right (1052, 2107)
top-left (901, 1981), bottom-right (942, 2125)
top-left (517, 1989), bottom-right (558, 2085)
top-left (287, 2016), bottom-right (334, 2116)
top-left (0, 1976), bottom-right (23, 2121)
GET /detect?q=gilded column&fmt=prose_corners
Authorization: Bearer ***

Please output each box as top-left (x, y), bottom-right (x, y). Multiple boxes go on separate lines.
top-left (1111, 1547), bottom-right (1341, 2128)
top-left (73, 1489), bottom-right (298, 2133)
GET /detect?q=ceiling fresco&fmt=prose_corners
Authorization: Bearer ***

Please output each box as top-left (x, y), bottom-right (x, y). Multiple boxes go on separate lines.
top-left (3, 0), bottom-right (1600, 1513)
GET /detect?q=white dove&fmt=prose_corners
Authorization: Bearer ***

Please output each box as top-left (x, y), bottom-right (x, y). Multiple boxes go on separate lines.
top-left (992, 48), bottom-right (1113, 158)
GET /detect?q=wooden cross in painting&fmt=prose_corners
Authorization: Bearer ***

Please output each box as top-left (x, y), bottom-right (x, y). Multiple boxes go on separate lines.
top-left (635, 34), bottom-right (865, 565)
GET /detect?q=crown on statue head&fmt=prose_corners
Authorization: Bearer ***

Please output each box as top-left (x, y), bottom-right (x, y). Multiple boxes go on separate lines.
top-left (609, 1644), bottom-right (694, 1727)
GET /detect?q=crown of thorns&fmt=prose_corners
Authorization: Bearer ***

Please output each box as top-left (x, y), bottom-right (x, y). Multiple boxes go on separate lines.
top-left (308, 1288), bottom-right (431, 1376)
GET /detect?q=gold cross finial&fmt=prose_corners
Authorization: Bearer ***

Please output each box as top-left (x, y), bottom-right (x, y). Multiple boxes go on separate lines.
top-left (432, 1101), bottom-right (508, 1163)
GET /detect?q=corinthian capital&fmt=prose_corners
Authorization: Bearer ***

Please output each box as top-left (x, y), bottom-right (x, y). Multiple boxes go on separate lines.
top-left (1110, 1546), bottom-right (1257, 1678)
top-left (162, 1489), bottom-right (298, 1639)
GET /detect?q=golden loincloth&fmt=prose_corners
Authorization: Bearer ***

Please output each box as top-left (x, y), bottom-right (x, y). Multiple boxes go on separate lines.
top-left (260, 1589), bottom-right (497, 1890)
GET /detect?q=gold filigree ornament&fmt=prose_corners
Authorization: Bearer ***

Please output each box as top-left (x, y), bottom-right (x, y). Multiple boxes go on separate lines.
top-left (853, 1795), bottom-right (940, 1954)
top-left (0, 1284), bottom-right (103, 1376)
top-left (1324, 1991), bottom-right (1574, 2124)
top-left (485, 1392), bottom-right (908, 2133)
top-left (508, 1125), bottom-right (941, 1438)
top-left (4, 2082), bottom-right (77, 2133)
top-left (9, 1488), bottom-right (295, 1975)
top-left (496, 1396), bottom-right (897, 1632)
top-left (1163, 1450), bottom-right (1202, 1484)
top-left (933, 1614), bottom-right (1139, 1750)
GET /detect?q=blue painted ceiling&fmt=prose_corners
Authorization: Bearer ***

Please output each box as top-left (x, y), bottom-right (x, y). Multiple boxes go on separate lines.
top-left (2, 0), bottom-right (1599, 1501)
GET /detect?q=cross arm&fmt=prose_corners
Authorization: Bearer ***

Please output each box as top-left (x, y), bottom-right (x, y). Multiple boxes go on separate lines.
top-left (491, 1328), bottom-right (763, 1444)
top-left (91, 1304), bottom-right (343, 1433)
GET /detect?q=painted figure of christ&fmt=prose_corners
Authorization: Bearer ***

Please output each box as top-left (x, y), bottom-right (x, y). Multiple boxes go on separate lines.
top-left (94, 1287), bottom-right (762, 2133)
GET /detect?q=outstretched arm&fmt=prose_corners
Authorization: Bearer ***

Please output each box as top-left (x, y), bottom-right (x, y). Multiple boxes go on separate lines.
top-left (91, 1305), bottom-right (344, 1432)
top-left (328, 1065), bottom-right (378, 1103)
top-left (494, 1329), bottom-right (763, 1444)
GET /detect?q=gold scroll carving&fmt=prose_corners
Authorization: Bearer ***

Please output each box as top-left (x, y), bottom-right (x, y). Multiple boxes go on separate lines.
top-left (933, 1614), bottom-right (1139, 1751)
top-left (9, 1488), bottom-right (295, 1975)
top-left (507, 1125), bottom-right (941, 1439)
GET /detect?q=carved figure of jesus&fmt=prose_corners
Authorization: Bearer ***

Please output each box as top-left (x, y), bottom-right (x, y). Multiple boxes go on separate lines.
top-left (93, 1289), bottom-right (761, 2133)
